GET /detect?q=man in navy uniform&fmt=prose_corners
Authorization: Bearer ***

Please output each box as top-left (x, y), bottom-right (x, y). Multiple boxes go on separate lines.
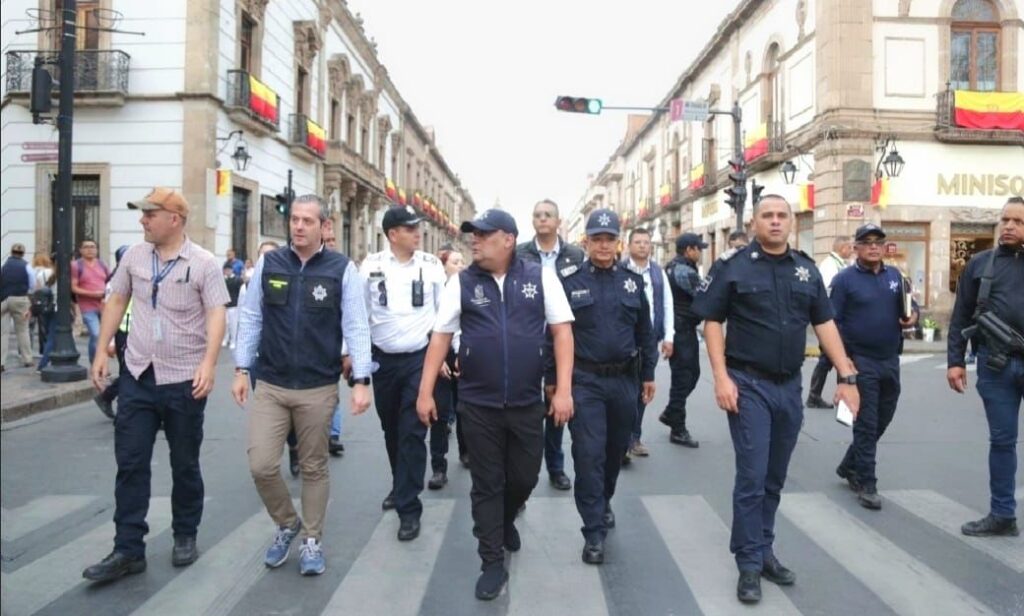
top-left (561, 208), bottom-right (656, 565)
top-left (517, 198), bottom-right (585, 490)
top-left (831, 224), bottom-right (918, 510)
top-left (361, 205), bottom-right (447, 541)
top-left (692, 194), bottom-right (860, 604)
top-left (417, 208), bottom-right (575, 600)
top-left (659, 232), bottom-right (707, 448)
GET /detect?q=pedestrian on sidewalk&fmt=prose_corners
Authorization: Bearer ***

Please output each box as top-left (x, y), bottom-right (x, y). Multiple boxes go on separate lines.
top-left (417, 208), bottom-right (574, 601)
top-left (947, 196), bottom-right (1024, 538)
top-left (621, 227), bottom-right (674, 461)
top-left (831, 224), bottom-right (918, 510)
top-left (692, 194), bottom-right (860, 605)
top-left (1, 242), bottom-right (37, 371)
top-left (516, 199), bottom-right (584, 491)
top-left (232, 194), bottom-right (372, 577)
top-left (30, 253), bottom-right (56, 357)
top-left (222, 264), bottom-right (244, 349)
top-left (71, 239), bottom-right (110, 363)
top-left (83, 187), bottom-right (228, 584)
top-left (806, 236), bottom-right (854, 409)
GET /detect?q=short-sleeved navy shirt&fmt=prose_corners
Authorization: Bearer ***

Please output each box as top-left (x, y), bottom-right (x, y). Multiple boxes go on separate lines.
top-left (692, 240), bottom-right (834, 376)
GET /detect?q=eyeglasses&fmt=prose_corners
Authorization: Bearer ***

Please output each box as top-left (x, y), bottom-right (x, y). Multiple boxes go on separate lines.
top-left (533, 212), bottom-right (555, 220)
top-left (857, 240), bottom-right (886, 247)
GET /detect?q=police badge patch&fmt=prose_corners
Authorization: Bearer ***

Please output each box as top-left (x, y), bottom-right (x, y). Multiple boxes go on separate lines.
top-left (697, 275), bottom-right (713, 293)
top-left (312, 284), bottom-right (328, 302)
top-left (623, 278), bottom-right (638, 294)
top-left (521, 282), bottom-right (538, 299)
top-left (795, 266), bottom-right (811, 282)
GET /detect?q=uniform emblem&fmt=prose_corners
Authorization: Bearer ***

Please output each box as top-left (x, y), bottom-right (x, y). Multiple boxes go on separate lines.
top-left (795, 266), bottom-right (811, 282)
top-left (889, 280), bottom-right (900, 293)
top-left (312, 284), bottom-right (328, 302)
top-left (405, 205), bottom-right (416, 216)
top-left (559, 264), bottom-right (578, 278)
top-left (471, 284), bottom-right (490, 306)
top-left (598, 213), bottom-right (611, 226)
top-left (750, 251), bottom-right (759, 260)
top-left (521, 282), bottom-right (538, 300)
top-left (623, 278), bottom-right (638, 294)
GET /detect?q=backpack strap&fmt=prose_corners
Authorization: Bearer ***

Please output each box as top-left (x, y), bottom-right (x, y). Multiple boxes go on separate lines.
top-left (971, 249), bottom-right (998, 320)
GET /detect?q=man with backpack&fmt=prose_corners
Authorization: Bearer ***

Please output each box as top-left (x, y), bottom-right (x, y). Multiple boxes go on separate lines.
top-left (1, 243), bottom-right (37, 371)
top-left (71, 239), bottom-right (110, 363)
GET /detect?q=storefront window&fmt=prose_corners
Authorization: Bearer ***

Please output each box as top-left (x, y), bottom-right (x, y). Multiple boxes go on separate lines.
top-left (796, 212), bottom-right (814, 254)
top-left (950, 223), bottom-right (996, 292)
top-left (882, 223), bottom-right (929, 306)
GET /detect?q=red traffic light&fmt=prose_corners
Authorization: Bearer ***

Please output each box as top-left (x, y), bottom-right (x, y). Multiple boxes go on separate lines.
top-left (554, 96), bottom-right (603, 114)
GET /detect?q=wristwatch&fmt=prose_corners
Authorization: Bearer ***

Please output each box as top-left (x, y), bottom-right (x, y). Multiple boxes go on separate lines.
top-left (235, 367), bottom-right (250, 375)
top-left (349, 376), bottom-right (371, 386)
top-left (836, 373), bottom-right (857, 385)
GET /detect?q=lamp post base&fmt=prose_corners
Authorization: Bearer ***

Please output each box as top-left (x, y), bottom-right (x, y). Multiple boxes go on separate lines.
top-left (40, 364), bottom-right (88, 383)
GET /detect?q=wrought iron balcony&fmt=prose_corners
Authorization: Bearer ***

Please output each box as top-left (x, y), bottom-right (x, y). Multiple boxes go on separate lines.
top-left (935, 87), bottom-right (1024, 145)
top-left (225, 69), bottom-right (280, 134)
top-left (5, 49), bottom-right (129, 102)
top-left (288, 113), bottom-right (327, 160)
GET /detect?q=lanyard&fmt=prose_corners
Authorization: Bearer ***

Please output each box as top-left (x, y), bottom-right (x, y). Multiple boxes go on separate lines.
top-left (151, 251), bottom-right (180, 308)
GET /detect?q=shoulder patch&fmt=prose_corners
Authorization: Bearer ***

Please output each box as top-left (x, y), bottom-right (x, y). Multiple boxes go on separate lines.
top-left (419, 252), bottom-right (438, 264)
top-left (718, 247), bottom-right (741, 262)
top-left (365, 252), bottom-right (384, 262)
top-left (794, 249), bottom-right (814, 262)
top-left (558, 264), bottom-right (580, 279)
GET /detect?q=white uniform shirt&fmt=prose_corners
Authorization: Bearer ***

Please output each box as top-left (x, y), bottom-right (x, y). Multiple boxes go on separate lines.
top-left (535, 238), bottom-right (561, 272)
top-left (817, 252), bottom-right (849, 294)
top-left (626, 257), bottom-right (675, 343)
top-left (433, 266), bottom-right (574, 334)
top-left (360, 248), bottom-right (447, 353)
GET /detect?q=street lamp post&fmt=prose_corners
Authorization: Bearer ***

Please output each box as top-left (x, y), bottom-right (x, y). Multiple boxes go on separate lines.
top-left (41, 0), bottom-right (87, 383)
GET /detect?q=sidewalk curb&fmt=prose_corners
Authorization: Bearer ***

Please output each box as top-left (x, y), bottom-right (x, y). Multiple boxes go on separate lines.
top-left (1, 382), bottom-right (96, 424)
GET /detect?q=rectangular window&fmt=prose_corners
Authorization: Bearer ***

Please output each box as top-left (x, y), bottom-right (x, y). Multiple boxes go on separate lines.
top-left (347, 112), bottom-right (356, 146)
top-left (361, 126), bottom-right (369, 156)
top-left (240, 12), bottom-right (255, 73)
top-left (976, 32), bottom-right (998, 92)
top-left (71, 175), bottom-right (101, 253)
top-left (330, 99), bottom-right (340, 140)
top-left (295, 67), bottom-right (308, 116)
top-left (232, 187), bottom-right (250, 260)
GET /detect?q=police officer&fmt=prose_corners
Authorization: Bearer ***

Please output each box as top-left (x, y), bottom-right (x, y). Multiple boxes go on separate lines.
top-left (947, 196), bottom-right (1024, 538)
top-left (831, 224), bottom-right (918, 510)
top-left (692, 194), bottom-right (860, 604)
top-left (361, 205), bottom-right (447, 542)
top-left (561, 208), bottom-right (656, 565)
top-left (659, 233), bottom-right (706, 448)
top-left (417, 208), bottom-right (575, 601)
top-left (517, 198), bottom-right (585, 490)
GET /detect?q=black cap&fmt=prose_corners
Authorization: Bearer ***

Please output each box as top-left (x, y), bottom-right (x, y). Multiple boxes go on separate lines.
top-left (586, 208), bottom-right (621, 237)
top-left (854, 223), bottom-right (886, 241)
top-left (382, 205), bottom-right (422, 232)
top-left (676, 232), bottom-right (708, 251)
top-left (460, 209), bottom-right (518, 235)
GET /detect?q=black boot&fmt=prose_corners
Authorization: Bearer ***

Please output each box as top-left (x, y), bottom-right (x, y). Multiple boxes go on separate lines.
top-left (82, 551), bottom-right (147, 583)
top-left (806, 360), bottom-right (833, 408)
top-left (961, 514), bottom-right (1019, 537)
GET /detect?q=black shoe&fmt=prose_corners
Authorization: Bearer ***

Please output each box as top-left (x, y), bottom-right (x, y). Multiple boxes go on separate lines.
top-left (805, 395), bottom-right (834, 409)
top-left (836, 465), bottom-right (861, 492)
top-left (857, 486), bottom-right (882, 510)
top-left (549, 471), bottom-right (571, 491)
top-left (657, 411), bottom-right (674, 428)
top-left (603, 506), bottom-right (616, 530)
top-left (381, 493), bottom-right (396, 511)
top-left (961, 514), bottom-right (1020, 537)
top-left (82, 551), bottom-right (147, 582)
top-left (427, 471), bottom-right (448, 490)
top-left (94, 394), bottom-right (115, 420)
top-left (398, 517), bottom-right (421, 541)
top-left (582, 539), bottom-right (604, 564)
top-left (737, 570), bottom-right (762, 603)
top-left (475, 563), bottom-right (508, 601)
top-left (621, 451), bottom-right (632, 466)
top-left (329, 436), bottom-right (344, 457)
top-left (172, 535), bottom-right (198, 566)
top-left (760, 555), bottom-right (796, 585)
top-left (459, 453), bottom-right (471, 468)
top-left (504, 522), bottom-right (521, 552)
top-left (669, 429), bottom-right (699, 448)
top-left (288, 447), bottom-right (300, 478)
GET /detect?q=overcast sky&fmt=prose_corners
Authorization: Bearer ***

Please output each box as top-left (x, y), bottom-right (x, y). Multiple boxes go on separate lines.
top-left (349, 1), bottom-right (739, 236)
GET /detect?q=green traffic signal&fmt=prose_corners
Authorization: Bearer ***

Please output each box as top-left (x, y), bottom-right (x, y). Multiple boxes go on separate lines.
top-left (555, 96), bottom-right (603, 115)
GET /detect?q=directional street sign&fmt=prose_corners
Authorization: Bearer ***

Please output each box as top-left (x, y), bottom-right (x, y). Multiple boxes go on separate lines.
top-left (21, 152), bottom-right (59, 162)
top-left (21, 142), bottom-right (58, 150)
top-left (669, 98), bottom-right (710, 122)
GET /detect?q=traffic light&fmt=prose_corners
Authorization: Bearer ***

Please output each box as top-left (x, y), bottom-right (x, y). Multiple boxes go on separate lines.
top-left (725, 158), bottom-right (747, 213)
top-left (274, 188), bottom-right (294, 215)
top-left (554, 96), bottom-right (603, 114)
top-left (750, 180), bottom-right (765, 205)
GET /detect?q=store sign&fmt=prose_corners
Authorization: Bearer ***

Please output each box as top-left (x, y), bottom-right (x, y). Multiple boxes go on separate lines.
top-left (937, 174), bottom-right (1024, 197)
top-left (701, 200), bottom-right (720, 219)
top-left (846, 203), bottom-right (865, 218)
top-left (886, 242), bottom-right (898, 255)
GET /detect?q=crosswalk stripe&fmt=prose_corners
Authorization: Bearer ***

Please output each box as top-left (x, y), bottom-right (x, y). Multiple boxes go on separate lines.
top-left (0, 497), bottom-right (173, 616)
top-left (129, 510), bottom-right (273, 616)
top-left (884, 489), bottom-right (1024, 574)
top-left (507, 497), bottom-right (609, 616)
top-left (781, 493), bottom-right (994, 615)
top-left (934, 363), bottom-right (975, 372)
top-left (1, 495), bottom-right (99, 542)
top-left (320, 499), bottom-right (455, 616)
top-left (643, 495), bottom-right (801, 616)
top-left (899, 354), bottom-right (932, 365)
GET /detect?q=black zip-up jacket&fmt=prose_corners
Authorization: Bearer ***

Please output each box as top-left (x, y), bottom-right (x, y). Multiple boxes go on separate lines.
top-left (947, 243), bottom-right (1024, 368)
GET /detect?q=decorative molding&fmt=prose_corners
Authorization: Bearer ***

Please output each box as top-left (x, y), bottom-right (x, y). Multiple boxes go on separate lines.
top-left (898, 0), bottom-right (912, 17)
top-left (318, 2), bottom-right (334, 31)
top-left (345, 74), bottom-right (365, 101)
top-left (327, 54), bottom-right (350, 99)
top-left (377, 114), bottom-right (393, 137)
top-left (950, 207), bottom-right (1000, 223)
top-left (360, 89), bottom-right (379, 121)
top-left (239, 0), bottom-right (269, 22)
top-left (744, 51), bottom-right (752, 85)
top-left (390, 132), bottom-right (403, 152)
top-left (293, 21), bottom-right (322, 71)
top-left (795, 0), bottom-right (807, 39)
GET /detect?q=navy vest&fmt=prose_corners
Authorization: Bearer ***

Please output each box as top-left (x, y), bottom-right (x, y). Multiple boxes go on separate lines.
top-left (256, 247), bottom-right (349, 390)
top-left (458, 258), bottom-right (547, 408)
top-left (0, 256), bottom-right (30, 301)
top-left (622, 259), bottom-right (666, 342)
top-left (665, 256), bottom-right (701, 326)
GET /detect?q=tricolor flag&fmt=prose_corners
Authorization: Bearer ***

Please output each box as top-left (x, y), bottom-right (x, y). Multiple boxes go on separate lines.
top-left (689, 163), bottom-right (705, 190)
top-left (385, 179), bottom-right (397, 201)
top-left (744, 123), bottom-right (769, 161)
top-left (215, 169), bottom-right (231, 197)
top-left (954, 91), bottom-right (1024, 131)
top-left (659, 183), bottom-right (672, 206)
top-left (871, 178), bottom-right (889, 209)
top-left (248, 75), bottom-right (279, 124)
top-left (397, 188), bottom-right (407, 205)
top-left (305, 119), bottom-right (326, 157)
top-left (413, 192), bottom-right (422, 207)
top-left (798, 182), bottom-right (815, 212)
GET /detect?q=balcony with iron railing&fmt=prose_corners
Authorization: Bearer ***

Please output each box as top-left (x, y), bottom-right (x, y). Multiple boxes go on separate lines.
top-left (935, 85), bottom-right (1024, 145)
top-left (4, 49), bottom-right (130, 106)
top-left (288, 113), bottom-right (327, 161)
top-left (225, 69), bottom-right (280, 135)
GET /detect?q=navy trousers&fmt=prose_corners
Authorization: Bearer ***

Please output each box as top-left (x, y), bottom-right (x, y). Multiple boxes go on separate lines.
top-left (662, 326), bottom-right (700, 431)
top-left (726, 368), bottom-right (802, 572)
top-left (429, 375), bottom-right (454, 473)
top-left (372, 347), bottom-right (428, 520)
top-left (114, 367), bottom-right (207, 558)
top-left (839, 355), bottom-right (901, 489)
top-left (569, 369), bottom-right (637, 542)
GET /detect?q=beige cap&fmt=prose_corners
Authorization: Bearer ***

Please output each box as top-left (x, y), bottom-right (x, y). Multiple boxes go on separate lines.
top-left (11, 243), bottom-right (26, 255)
top-left (128, 187), bottom-right (190, 218)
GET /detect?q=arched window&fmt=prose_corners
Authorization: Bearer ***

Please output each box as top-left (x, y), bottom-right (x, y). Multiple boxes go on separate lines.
top-left (762, 43), bottom-right (782, 124)
top-left (950, 0), bottom-right (1000, 91)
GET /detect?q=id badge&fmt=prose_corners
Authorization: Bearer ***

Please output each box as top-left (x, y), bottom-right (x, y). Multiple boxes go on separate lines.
top-left (154, 315), bottom-right (164, 342)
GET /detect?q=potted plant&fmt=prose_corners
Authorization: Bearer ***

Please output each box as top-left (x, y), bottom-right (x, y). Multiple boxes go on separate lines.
top-left (921, 317), bottom-right (939, 342)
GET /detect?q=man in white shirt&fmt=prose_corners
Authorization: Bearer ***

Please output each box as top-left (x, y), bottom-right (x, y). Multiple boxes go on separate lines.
top-left (807, 236), bottom-right (853, 409)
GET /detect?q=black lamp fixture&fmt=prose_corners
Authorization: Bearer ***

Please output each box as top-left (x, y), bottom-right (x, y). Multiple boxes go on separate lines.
top-left (657, 217), bottom-right (669, 241)
top-left (874, 135), bottom-right (905, 179)
top-left (217, 129), bottom-right (251, 172)
top-left (779, 148), bottom-right (814, 185)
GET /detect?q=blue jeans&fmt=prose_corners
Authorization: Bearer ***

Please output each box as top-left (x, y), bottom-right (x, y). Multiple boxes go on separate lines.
top-left (82, 309), bottom-right (101, 363)
top-left (330, 402), bottom-right (344, 438)
top-left (37, 312), bottom-right (56, 369)
top-left (976, 349), bottom-right (1023, 519)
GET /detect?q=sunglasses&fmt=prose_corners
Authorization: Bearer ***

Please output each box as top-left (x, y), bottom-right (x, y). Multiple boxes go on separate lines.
top-left (857, 239), bottom-right (886, 247)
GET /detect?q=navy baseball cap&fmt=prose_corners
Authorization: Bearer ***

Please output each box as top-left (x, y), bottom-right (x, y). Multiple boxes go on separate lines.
top-left (676, 232), bottom-right (708, 251)
top-left (855, 223), bottom-right (886, 241)
top-left (460, 209), bottom-right (518, 235)
top-left (382, 205), bottom-right (422, 232)
top-left (586, 208), bottom-right (620, 237)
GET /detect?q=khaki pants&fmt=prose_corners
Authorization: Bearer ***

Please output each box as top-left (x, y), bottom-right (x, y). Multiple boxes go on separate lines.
top-left (248, 380), bottom-right (339, 540)
top-left (1, 295), bottom-right (33, 367)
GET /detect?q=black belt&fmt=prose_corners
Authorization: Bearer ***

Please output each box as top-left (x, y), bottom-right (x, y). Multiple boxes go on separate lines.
top-left (372, 344), bottom-right (427, 357)
top-left (575, 355), bottom-right (637, 377)
top-left (726, 359), bottom-right (795, 384)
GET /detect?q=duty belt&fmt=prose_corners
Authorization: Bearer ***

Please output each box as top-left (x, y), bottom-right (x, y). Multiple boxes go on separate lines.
top-left (575, 355), bottom-right (637, 377)
top-left (726, 359), bottom-right (796, 384)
